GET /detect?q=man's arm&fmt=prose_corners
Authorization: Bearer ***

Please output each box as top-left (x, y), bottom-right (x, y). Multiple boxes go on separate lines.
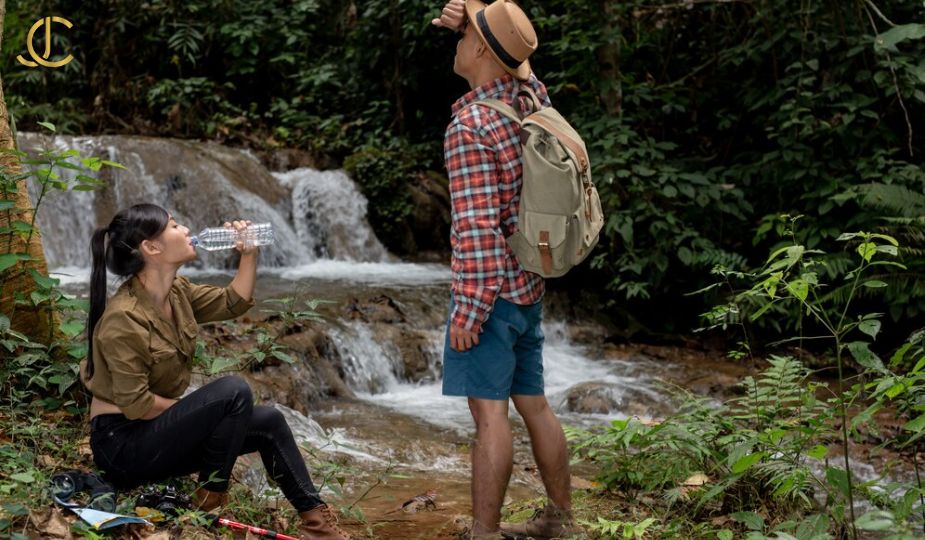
top-left (445, 119), bottom-right (506, 351)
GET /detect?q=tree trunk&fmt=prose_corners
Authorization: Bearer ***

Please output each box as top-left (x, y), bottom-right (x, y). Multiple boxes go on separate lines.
top-left (0, 0), bottom-right (62, 344)
top-left (597, 0), bottom-right (622, 117)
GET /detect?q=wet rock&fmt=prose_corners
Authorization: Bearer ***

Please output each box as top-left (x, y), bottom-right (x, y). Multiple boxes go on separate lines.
top-left (407, 171), bottom-right (451, 253)
top-left (263, 147), bottom-right (319, 171)
top-left (564, 382), bottom-right (619, 414)
top-left (563, 382), bottom-right (672, 418)
top-left (233, 327), bottom-right (354, 416)
top-left (345, 295), bottom-right (406, 324)
top-left (372, 324), bottom-right (434, 382)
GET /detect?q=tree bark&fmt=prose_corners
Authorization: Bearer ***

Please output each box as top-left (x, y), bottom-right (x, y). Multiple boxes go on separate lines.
top-left (0, 0), bottom-right (63, 343)
top-left (597, 0), bottom-right (622, 117)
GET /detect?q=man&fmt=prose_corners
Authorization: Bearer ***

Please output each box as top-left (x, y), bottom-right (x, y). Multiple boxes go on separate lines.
top-left (432, 1), bottom-right (581, 539)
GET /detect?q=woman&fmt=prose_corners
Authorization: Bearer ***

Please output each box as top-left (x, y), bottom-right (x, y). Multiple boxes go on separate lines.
top-left (81, 203), bottom-right (351, 540)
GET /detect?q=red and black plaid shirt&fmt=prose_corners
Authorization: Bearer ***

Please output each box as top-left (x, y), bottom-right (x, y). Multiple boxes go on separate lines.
top-left (444, 73), bottom-right (550, 332)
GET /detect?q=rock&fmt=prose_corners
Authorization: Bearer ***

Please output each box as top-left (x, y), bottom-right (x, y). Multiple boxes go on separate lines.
top-left (406, 171), bottom-right (451, 253)
top-left (372, 324), bottom-right (434, 383)
top-left (564, 382), bottom-right (619, 414)
top-left (570, 476), bottom-right (599, 490)
top-left (345, 294), bottom-right (406, 324)
top-left (263, 147), bottom-right (319, 171)
top-left (562, 381), bottom-right (673, 418)
top-left (204, 326), bottom-right (355, 418)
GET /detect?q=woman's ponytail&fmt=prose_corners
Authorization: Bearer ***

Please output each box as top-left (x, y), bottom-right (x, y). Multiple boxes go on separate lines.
top-left (85, 227), bottom-right (109, 379)
top-left (84, 204), bottom-right (169, 379)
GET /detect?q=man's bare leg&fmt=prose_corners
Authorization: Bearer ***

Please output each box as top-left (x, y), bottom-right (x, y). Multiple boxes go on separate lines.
top-left (511, 394), bottom-right (571, 510)
top-left (468, 397), bottom-right (514, 534)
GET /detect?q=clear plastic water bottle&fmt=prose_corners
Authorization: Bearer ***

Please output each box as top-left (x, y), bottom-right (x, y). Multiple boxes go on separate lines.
top-left (191, 223), bottom-right (275, 251)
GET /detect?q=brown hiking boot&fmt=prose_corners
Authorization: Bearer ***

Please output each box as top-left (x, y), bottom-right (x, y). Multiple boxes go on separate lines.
top-left (192, 487), bottom-right (228, 512)
top-left (299, 503), bottom-right (352, 540)
top-left (499, 504), bottom-right (582, 539)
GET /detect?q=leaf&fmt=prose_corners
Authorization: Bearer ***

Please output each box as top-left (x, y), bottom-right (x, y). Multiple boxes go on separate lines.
top-left (858, 319), bottom-right (881, 339)
top-left (29, 269), bottom-right (60, 289)
top-left (36, 121), bottom-right (56, 132)
top-left (825, 467), bottom-right (850, 498)
top-left (805, 445), bottom-right (828, 460)
top-left (855, 510), bottom-right (896, 531)
top-left (0, 253), bottom-right (28, 273)
top-left (100, 159), bottom-right (126, 169)
top-left (731, 511), bottom-right (764, 531)
top-left (732, 452), bottom-right (764, 474)
top-left (717, 531), bottom-right (734, 540)
top-left (9, 472), bottom-right (35, 483)
top-left (875, 23), bottom-right (925, 51)
top-left (846, 341), bottom-right (886, 373)
top-left (207, 356), bottom-right (239, 375)
top-left (785, 279), bottom-right (808, 301)
top-left (271, 350), bottom-right (294, 364)
top-left (862, 280), bottom-right (887, 288)
top-left (904, 414), bottom-right (925, 434)
top-left (59, 319), bottom-right (85, 338)
top-left (856, 242), bottom-right (876, 262)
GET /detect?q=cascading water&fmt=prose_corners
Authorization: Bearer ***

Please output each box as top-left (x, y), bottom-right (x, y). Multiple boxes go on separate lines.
top-left (274, 168), bottom-right (393, 262)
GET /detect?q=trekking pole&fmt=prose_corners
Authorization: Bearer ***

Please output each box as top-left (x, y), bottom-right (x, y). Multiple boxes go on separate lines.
top-left (212, 515), bottom-right (299, 540)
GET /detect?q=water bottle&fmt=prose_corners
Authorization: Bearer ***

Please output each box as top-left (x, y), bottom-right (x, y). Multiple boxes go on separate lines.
top-left (191, 223), bottom-right (275, 251)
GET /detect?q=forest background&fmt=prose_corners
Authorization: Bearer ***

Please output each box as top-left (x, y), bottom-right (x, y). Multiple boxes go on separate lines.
top-left (2, 0), bottom-right (925, 539)
top-left (3, 0), bottom-right (923, 345)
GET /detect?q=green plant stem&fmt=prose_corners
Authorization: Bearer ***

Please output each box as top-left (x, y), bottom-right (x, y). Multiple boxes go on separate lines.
top-left (913, 450), bottom-right (925, 534)
top-left (834, 336), bottom-right (858, 540)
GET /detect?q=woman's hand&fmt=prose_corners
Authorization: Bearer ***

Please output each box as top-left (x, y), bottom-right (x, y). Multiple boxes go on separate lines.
top-left (227, 219), bottom-right (258, 302)
top-left (432, 0), bottom-right (466, 31)
top-left (224, 219), bottom-right (258, 256)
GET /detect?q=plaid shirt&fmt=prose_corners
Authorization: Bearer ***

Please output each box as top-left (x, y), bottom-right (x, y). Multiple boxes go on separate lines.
top-left (444, 73), bottom-right (551, 332)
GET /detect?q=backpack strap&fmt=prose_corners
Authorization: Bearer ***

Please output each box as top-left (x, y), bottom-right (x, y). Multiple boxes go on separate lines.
top-left (475, 99), bottom-right (590, 176)
top-left (476, 98), bottom-right (523, 123)
top-left (528, 115), bottom-right (590, 175)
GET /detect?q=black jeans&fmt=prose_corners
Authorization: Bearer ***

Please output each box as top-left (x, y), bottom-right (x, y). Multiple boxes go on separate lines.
top-left (90, 376), bottom-right (324, 512)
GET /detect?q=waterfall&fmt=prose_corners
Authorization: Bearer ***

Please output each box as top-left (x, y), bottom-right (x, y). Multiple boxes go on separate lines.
top-left (275, 168), bottom-right (392, 262)
top-left (17, 133), bottom-right (389, 270)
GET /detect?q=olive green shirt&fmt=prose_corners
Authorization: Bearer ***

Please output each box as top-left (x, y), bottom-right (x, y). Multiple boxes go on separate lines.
top-left (80, 275), bottom-right (255, 420)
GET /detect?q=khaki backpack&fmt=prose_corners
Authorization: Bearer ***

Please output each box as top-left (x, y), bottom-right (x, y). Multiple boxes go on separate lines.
top-left (477, 88), bottom-right (604, 278)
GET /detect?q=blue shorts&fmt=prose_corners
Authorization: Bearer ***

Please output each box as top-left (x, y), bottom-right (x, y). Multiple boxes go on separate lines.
top-left (442, 297), bottom-right (545, 400)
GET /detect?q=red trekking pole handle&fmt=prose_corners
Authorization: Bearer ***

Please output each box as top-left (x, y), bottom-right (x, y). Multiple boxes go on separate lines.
top-left (214, 515), bottom-right (299, 540)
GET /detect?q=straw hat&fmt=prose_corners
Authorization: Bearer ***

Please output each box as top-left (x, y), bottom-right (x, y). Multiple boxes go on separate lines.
top-left (464, 0), bottom-right (537, 81)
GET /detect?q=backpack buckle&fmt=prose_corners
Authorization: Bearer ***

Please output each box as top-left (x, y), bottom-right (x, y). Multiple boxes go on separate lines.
top-left (538, 231), bottom-right (553, 275)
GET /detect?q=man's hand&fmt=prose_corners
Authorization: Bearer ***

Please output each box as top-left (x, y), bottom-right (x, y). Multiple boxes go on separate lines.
top-left (432, 0), bottom-right (466, 31)
top-left (450, 323), bottom-right (480, 352)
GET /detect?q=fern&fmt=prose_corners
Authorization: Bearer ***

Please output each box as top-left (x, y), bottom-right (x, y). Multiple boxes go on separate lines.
top-left (855, 183), bottom-right (925, 218)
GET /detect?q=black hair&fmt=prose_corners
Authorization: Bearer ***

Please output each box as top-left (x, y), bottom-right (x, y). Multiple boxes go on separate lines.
top-left (86, 203), bottom-right (170, 379)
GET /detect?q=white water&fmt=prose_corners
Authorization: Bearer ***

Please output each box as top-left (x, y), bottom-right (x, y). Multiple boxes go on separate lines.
top-left (274, 169), bottom-right (392, 262)
top-left (347, 321), bottom-right (667, 435)
top-left (271, 261), bottom-right (449, 285)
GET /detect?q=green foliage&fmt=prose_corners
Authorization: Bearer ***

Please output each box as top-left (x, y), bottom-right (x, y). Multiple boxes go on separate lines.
top-left (582, 516), bottom-right (657, 540)
top-left (0, 125), bottom-right (120, 410)
top-left (569, 356), bottom-right (830, 527)
top-left (4, 0), bottom-right (922, 335)
top-left (572, 227), bottom-right (925, 538)
top-left (344, 139), bottom-right (436, 253)
top-left (193, 296), bottom-right (328, 375)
